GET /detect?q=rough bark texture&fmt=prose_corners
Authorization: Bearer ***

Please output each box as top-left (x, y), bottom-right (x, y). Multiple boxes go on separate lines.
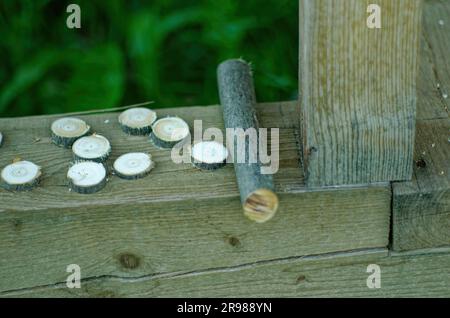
top-left (51, 133), bottom-right (89, 149)
top-left (0, 177), bottom-right (41, 192)
top-left (192, 161), bottom-right (226, 171)
top-left (217, 59), bottom-right (278, 223)
top-left (68, 178), bottom-right (107, 194)
top-left (149, 132), bottom-right (181, 149)
top-left (120, 124), bottom-right (152, 137)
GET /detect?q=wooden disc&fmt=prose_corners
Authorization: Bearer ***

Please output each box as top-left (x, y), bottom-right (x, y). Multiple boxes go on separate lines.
top-left (1, 160), bottom-right (41, 190)
top-left (72, 134), bottom-right (111, 162)
top-left (191, 141), bottom-right (228, 170)
top-left (113, 153), bottom-right (154, 179)
top-left (150, 117), bottom-right (190, 148)
top-left (51, 117), bottom-right (90, 147)
top-left (118, 108), bottom-right (157, 135)
top-left (243, 189), bottom-right (279, 223)
top-left (67, 161), bottom-right (107, 194)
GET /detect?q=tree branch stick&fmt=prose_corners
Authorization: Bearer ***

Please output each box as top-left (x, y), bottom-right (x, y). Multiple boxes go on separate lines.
top-left (217, 59), bottom-right (279, 223)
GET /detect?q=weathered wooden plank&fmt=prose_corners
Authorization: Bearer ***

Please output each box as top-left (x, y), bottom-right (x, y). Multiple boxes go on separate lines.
top-left (418, 3), bottom-right (449, 120)
top-left (3, 248), bottom-right (449, 298)
top-left (0, 101), bottom-right (391, 291)
top-left (391, 0), bottom-right (450, 251)
top-left (299, 0), bottom-right (422, 186)
top-left (0, 188), bottom-right (390, 293)
top-left (417, 0), bottom-right (450, 120)
top-left (392, 119), bottom-right (449, 251)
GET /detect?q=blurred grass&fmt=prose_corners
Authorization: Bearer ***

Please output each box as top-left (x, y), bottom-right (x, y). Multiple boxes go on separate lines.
top-left (0, 0), bottom-right (298, 117)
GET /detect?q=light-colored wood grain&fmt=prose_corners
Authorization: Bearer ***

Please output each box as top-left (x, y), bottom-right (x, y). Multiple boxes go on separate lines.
top-left (299, 0), bottom-right (422, 186)
top-left (3, 248), bottom-right (449, 298)
top-left (0, 101), bottom-right (391, 292)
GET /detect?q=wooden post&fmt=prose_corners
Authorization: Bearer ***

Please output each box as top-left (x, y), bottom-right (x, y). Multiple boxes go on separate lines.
top-left (299, 0), bottom-right (423, 187)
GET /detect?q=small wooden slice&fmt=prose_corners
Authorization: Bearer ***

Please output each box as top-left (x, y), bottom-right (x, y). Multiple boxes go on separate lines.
top-left (150, 117), bottom-right (190, 149)
top-left (1, 160), bottom-right (42, 191)
top-left (51, 117), bottom-right (91, 148)
top-left (113, 152), bottom-right (155, 180)
top-left (67, 161), bottom-right (107, 194)
top-left (72, 134), bottom-right (111, 163)
top-left (118, 107), bottom-right (157, 136)
top-left (243, 189), bottom-right (279, 223)
top-left (191, 141), bottom-right (228, 171)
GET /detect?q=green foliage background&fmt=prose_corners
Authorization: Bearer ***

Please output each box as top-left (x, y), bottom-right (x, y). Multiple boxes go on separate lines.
top-left (0, 0), bottom-right (298, 117)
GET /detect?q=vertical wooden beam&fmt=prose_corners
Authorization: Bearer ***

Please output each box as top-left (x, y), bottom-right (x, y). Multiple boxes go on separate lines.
top-left (299, 0), bottom-right (422, 187)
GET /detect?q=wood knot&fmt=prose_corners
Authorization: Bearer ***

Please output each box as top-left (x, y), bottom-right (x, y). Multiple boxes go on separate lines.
top-left (227, 236), bottom-right (241, 247)
top-left (93, 290), bottom-right (117, 298)
top-left (308, 147), bottom-right (318, 155)
top-left (416, 159), bottom-right (427, 168)
top-left (296, 275), bottom-right (306, 284)
top-left (12, 219), bottom-right (23, 231)
top-left (118, 253), bottom-right (140, 269)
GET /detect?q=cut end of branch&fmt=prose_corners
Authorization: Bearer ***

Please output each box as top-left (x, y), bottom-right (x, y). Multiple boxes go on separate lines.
top-left (113, 152), bottom-right (154, 180)
top-left (72, 134), bottom-right (111, 163)
top-left (1, 160), bottom-right (42, 191)
top-left (51, 117), bottom-right (91, 148)
top-left (67, 161), bottom-right (107, 194)
top-left (191, 141), bottom-right (228, 171)
top-left (118, 107), bottom-right (157, 136)
top-left (150, 117), bottom-right (190, 149)
top-left (243, 189), bottom-right (279, 223)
